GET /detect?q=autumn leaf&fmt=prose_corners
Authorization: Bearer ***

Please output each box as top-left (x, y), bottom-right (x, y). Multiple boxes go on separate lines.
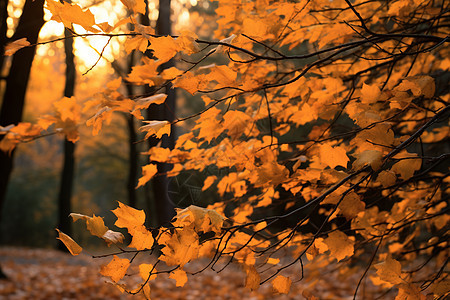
top-left (119, 0), bottom-right (146, 15)
top-left (374, 256), bottom-right (404, 285)
top-left (128, 225), bottom-right (154, 250)
top-left (139, 120), bottom-right (171, 139)
top-left (272, 275), bottom-right (292, 294)
top-left (169, 269), bottom-right (188, 287)
top-left (56, 229), bottom-right (82, 256)
top-left (148, 35), bottom-right (181, 63)
top-left (100, 255), bottom-right (130, 282)
top-left (318, 143), bottom-right (349, 169)
top-left (323, 230), bottom-right (354, 262)
top-left (137, 163), bottom-right (158, 188)
top-left (102, 230), bottom-right (125, 246)
top-left (112, 201), bottom-right (146, 229)
top-left (4, 38), bottom-right (30, 56)
top-left (244, 265), bottom-right (260, 291)
top-left (353, 150), bottom-right (383, 171)
top-left (46, 0), bottom-right (99, 32)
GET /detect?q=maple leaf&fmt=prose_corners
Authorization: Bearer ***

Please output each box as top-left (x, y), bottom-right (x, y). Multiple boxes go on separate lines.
top-left (148, 35), bottom-right (181, 63)
top-left (137, 163), bottom-right (158, 188)
top-left (169, 269), bottom-right (188, 287)
top-left (374, 256), bottom-right (404, 285)
top-left (46, 0), bottom-right (99, 32)
top-left (86, 107), bottom-right (113, 136)
top-left (243, 265), bottom-right (260, 291)
top-left (139, 264), bottom-right (157, 281)
top-left (119, 0), bottom-right (146, 15)
top-left (318, 143), bottom-right (349, 169)
top-left (353, 150), bottom-right (383, 171)
top-left (128, 225), bottom-right (154, 250)
top-left (391, 151), bottom-right (421, 180)
top-left (272, 275), bottom-right (292, 294)
top-left (112, 201), bottom-right (146, 229)
top-left (4, 38), bottom-right (30, 56)
top-left (56, 229), bottom-right (82, 256)
top-left (100, 255), bottom-right (130, 282)
top-left (160, 227), bottom-right (200, 267)
top-left (139, 120), bottom-right (171, 139)
top-left (323, 230), bottom-right (354, 262)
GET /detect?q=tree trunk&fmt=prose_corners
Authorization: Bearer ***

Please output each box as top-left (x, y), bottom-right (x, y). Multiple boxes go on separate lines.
top-left (0, 0), bottom-right (9, 69)
top-left (143, 0), bottom-right (176, 226)
top-left (57, 26), bottom-right (76, 249)
top-left (0, 0), bottom-right (45, 278)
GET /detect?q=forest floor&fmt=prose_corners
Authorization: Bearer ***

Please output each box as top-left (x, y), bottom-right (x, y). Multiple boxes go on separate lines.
top-left (0, 246), bottom-right (385, 299)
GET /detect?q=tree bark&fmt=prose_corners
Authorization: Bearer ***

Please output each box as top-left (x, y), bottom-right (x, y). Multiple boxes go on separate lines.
top-left (57, 26), bottom-right (76, 250)
top-left (0, 0), bottom-right (45, 278)
top-left (0, 0), bottom-right (9, 69)
top-left (142, 0), bottom-right (176, 226)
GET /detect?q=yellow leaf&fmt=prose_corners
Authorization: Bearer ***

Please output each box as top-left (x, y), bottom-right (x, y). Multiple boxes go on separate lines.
top-left (160, 227), bottom-right (199, 267)
top-left (361, 83), bottom-right (382, 104)
top-left (86, 107), bottom-right (113, 136)
top-left (396, 76), bottom-right (435, 98)
top-left (377, 170), bottom-right (397, 188)
top-left (318, 144), bottom-right (349, 169)
top-left (323, 230), bottom-right (354, 262)
top-left (391, 152), bottom-right (421, 180)
top-left (56, 229), bottom-right (82, 256)
top-left (222, 110), bottom-right (252, 139)
top-left (100, 255), bottom-right (130, 282)
top-left (124, 35), bottom-right (149, 54)
top-left (137, 163), bottom-right (158, 188)
top-left (173, 71), bottom-right (207, 95)
top-left (244, 265), bottom-right (260, 291)
top-left (177, 30), bottom-right (200, 54)
top-left (169, 269), bottom-right (188, 287)
top-left (139, 120), bottom-right (171, 139)
top-left (128, 225), bottom-right (154, 250)
top-left (375, 256), bottom-right (404, 285)
top-left (112, 201), bottom-right (146, 229)
top-left (139, 263), bottom-right (157, 280)
top-left (353, 150), bottom-right (383, 171)
top-left (272, 275), bottom-right (292, 294)
top-left (267, 257), bottom-right (280, 265)
top-left (4, 38), bottom-right (30, 56)
top-left (208, 65), bottom-right (238, 88)
top-left (148, 35), bottom-right (181, 63)
top-left (119, 0), bottom-right (146, 15)
top-left (46, 0), bottom-right (98, 32)
top-left (243, 18), bottom-right (268, 39)
top-left (86, 215), bottom-right (109, 238)
top-left (339, 191), bottom-right (365, 220)
top-left (202, 175), bottom-right (217, 191)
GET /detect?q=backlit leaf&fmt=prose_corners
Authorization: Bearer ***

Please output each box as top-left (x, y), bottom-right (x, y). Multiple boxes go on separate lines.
top-left (169, 269), bottom-right (188, 287)
top-left (272, 275), bottom-right (291, 294)
top-left (56, 229), bottom-right (82, 256)
top-left (4, 38), bottom-right (30, 56)
top-left (100, 255), bottom-right (130, 282)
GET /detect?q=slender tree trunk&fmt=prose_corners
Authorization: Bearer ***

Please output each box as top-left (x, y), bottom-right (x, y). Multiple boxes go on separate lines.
top-left (124, 53), bottom-right (138, 208)
top-left (0, 0), bottom-right (9, 70)
top-left (57, 26), bottom-right (76, 250)
top-left (143, 0), bottom-right (176, 226)
top-left (0, 0), bottom-right (45, 278)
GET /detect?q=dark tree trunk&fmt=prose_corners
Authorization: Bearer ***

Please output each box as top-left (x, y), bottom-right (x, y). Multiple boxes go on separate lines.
top-left (0, 0), bottom-right (9, 69)
top-left (57, 27), bottom-right (76, 237)
top-left (142, 0), bottom-right (176, 226)
top-left (57, 23), bottom-right (77, 251)
top-left (125, 53), bottom-right (138, 208)
top-left (0, 0), bottom-right (45, 278)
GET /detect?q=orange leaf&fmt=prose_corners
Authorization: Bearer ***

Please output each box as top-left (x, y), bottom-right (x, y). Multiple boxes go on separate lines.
top-left (128, 225), bottom-right (154, 250)
top-left (112, 201), bottom-right (146, 229)
top-left (100, 255), bottom-right (130, 282)
top-left (137, 164), bottom-right (158, 188)
top-left (323, 230), bottom-right (354, 262)
top-left (148, 35), bottom-right (181, 62)
top-left (272, 275), bottom-right (292, 294)
top-left (318, 144), bottom-right (349, 169)
top-left (46, 0), bottom-right (98, 32)
top-left (56, 229), bottom-right (82, 256)
top-left (244, 265), bottom-right (260, 291)
top-left (4, 38), bottom-right (30, 56)
top-left (375, 256), bottom-right (404, 285)
top-left (169, 269), bottom-right (188, 287)
top-left (139, 120), bottom-right (171, 139)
